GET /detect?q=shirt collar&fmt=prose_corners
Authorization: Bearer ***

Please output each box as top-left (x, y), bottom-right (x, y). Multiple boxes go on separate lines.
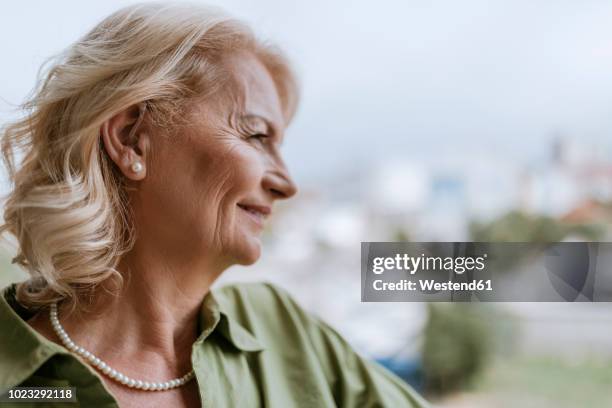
top-left (199, 287), bottom-right (264, 352)
top-left (0, 283), bottom-right (70, 392)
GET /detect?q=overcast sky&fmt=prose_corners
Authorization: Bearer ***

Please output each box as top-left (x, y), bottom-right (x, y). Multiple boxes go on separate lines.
top-left (2, 0), bottom-right (612, 185)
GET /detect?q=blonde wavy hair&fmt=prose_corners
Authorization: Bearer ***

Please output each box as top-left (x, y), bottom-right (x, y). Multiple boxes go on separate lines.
top-left (0, 2), bottom-right (298, 313)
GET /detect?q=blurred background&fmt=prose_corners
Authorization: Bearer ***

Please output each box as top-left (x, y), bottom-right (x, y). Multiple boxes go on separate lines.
top-left (2, 1), bottom-right (612, 407)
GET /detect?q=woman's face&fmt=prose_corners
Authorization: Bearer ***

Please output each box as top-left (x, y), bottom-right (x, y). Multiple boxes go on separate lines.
top-left (135, 51), bottom-right (297, 268)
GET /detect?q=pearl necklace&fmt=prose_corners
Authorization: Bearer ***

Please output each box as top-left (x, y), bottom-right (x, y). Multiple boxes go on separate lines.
top-left (49, 303), bottom-right (195, 391)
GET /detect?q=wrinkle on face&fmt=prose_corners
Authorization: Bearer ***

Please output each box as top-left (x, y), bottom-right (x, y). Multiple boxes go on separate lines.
top-left (137, 50), bottom-right (291, 272)
top-left (179, 102), bottom-right (244, 257)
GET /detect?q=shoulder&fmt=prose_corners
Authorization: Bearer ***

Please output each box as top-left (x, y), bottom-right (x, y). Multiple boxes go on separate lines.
top-left (214, 280), bottom-right (286, 297)
top-left (212, 281), bottom-right (357, 364)
top-left (212, 281), bottom-right (312, 329)
top-left (212, 281), bottom-right (334, 346)
top-left (212, 281), bottom-right (430, 407)
top-left (213, 280), bottom-right (298, 311)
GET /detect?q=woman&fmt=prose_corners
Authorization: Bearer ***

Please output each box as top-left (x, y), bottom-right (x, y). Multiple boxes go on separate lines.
top-left (0, 3), bottom-right (429, 407)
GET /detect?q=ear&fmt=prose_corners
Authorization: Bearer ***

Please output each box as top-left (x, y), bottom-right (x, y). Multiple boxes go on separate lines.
top-left (100, 103), bottom-right (149, 180)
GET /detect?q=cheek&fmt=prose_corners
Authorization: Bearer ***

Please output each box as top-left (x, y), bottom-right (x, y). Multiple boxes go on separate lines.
top-left (215, 147), bottom-right (267, 256)
top-left (194, 142), bottom-right (264, 203)
top-left (225, 146), bottom-right (265, 193)
top-left (140, 134), bottom-right (266, 262)
top-left (193, 143), bottom-right (265, 242)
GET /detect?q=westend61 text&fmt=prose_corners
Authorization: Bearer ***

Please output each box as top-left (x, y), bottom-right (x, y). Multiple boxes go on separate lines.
top-left (373, 279), bottom-right (493, 291)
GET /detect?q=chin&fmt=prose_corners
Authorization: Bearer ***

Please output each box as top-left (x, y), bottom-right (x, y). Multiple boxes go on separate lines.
top-left (234, 238), bottom-right (262, 265)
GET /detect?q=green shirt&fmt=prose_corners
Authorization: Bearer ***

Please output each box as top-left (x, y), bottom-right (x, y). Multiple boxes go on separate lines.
top-left (0, 281), bottom-right (429, 407)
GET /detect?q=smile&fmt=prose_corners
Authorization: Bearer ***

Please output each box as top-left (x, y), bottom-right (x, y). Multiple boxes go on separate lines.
top-left (237, 203), bottom-right (271, 228)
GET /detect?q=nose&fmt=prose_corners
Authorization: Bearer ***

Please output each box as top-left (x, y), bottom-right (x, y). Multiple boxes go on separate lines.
top-left (263, 160), bottom-right (298, 200)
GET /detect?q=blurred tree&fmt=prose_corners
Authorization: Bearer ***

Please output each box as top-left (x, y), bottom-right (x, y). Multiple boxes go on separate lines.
top-left (469, 210), bottom-right (604, 242)
top-left (421, 303), bottom-right (492, 394)
top-left (469, 210), bottom-right (604, 272)
top-left (392, 228), bottom-right (411, 242)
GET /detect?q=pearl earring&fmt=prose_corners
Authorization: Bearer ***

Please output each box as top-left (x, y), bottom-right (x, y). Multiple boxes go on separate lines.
top-left (131, 161), bottom-right (143, 173)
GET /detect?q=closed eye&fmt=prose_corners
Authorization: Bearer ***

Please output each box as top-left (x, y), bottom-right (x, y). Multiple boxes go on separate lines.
top-left (249, 133), bottom-right (270, 145)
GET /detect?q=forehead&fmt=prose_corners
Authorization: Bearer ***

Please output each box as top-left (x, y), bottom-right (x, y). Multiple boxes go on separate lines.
top-left (221, 51), bottom-right (285, 130)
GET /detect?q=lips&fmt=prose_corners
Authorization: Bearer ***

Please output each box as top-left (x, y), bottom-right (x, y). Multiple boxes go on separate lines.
top-left (237, 203), bottom-right (271, 228)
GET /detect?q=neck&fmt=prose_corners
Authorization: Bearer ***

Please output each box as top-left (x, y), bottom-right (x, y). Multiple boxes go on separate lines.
top-left (51, 243), bottom-right (228, 376)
